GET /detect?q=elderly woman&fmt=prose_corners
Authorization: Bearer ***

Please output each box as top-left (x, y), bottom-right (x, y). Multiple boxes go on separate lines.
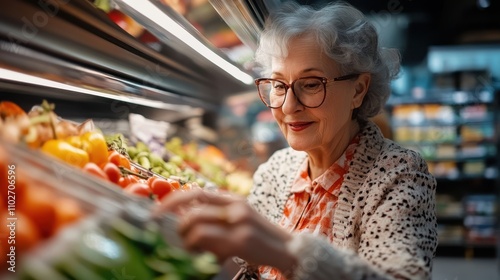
top-left (158, 2), bottom-right (437, 279)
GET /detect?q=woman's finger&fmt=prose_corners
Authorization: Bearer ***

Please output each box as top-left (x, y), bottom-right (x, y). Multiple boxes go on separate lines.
top-left (153, 188), bottom-right (242, 215)
top-left (178, 205), bottom-right (233, 236)
top-left (181, 222), bottom-right (233, 262)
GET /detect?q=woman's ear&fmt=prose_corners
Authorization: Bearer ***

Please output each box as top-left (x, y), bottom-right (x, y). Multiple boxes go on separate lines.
top-left (352, 73), bottom-right (371, 109)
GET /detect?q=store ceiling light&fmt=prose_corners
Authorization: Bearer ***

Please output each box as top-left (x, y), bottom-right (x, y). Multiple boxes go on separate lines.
top-left (0, 68), bottom-right (197, 111)
top-left (119, 0), bottom-right (254, 85)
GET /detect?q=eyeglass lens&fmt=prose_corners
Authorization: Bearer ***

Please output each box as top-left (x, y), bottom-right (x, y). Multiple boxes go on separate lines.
top-left (258, 77), bottom-right (325, 108)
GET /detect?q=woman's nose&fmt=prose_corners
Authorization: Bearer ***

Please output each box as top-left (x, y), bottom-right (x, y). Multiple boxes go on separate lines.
top-left (280, 88), bottom-right (304, 113)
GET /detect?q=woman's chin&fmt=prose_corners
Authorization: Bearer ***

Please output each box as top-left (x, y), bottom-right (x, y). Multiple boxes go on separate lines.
top-left (287, 140), bottom-right (311, 152)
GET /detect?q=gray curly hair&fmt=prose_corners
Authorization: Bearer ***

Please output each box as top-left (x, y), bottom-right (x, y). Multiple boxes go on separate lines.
top-left (255, 1), bottom-right (401, 120)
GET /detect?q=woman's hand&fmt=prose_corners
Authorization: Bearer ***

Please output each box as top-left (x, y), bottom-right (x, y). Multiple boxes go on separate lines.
top-left (154, 189), bottom-right (296, 272)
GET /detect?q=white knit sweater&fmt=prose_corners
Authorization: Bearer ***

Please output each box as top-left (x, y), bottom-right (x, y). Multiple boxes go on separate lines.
top-left (247, 121), bottom-right (438, 280)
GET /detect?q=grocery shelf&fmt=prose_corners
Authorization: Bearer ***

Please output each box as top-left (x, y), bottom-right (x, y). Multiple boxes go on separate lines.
top-left (389, 57), bottom-right (500, 258)
top-left (437, 216), bottom-right (465, 225)
top-left (436, 244), bottom-right (496, 258)
top-left (0, 0), bottom-right (255, 115)
top-left (387, 89), bottom-right (495, 106)
top-left (0, 41), bottom-right (209, 121)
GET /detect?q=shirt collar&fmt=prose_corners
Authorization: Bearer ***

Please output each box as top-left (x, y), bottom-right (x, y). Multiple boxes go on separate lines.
top-left (290, 134), bottom-right (360, 195)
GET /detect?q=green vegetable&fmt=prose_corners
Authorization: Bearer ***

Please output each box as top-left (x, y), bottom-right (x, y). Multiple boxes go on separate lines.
top-left (136, 141), bottom-right (150, 153)
top-left (139, 156), bottom-right (151, 169)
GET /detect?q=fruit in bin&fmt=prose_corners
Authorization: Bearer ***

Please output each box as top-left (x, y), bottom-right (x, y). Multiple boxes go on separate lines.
top-left (138, 155), bottom-right (152, 169)
top-left (25, 100), bottom-right (62, 147)
top-left (70, 227), bottom-right (153, 280)
top-left (83, 162), bottom-right (109, 181)
top-left (118, 174), bottom-right (139, 189)
top-left (149, 153), bottom-right (164, 168)
top-left (53, 197), bottom-right (84, 233)
top-left (108, 149), bottom-right (131, 169)
top-left (18, 185), bottom-right (57, 238)
top-left (149, 177), bottom-right (174, 200)
top-left (41, 139), bottom-right (90, 168)
top-left (0, 211), bottom-right (41, 260)
top-left (0, 149), bottom-right (8, 199)
top-left (108, 9), bottom-right (144, 37)
top-left (124, 182), bottom-right (152, 198)
top-left (0, 101), bottom-right (30, 143)
top-left (0, 168), bottom-right (27, 216)
top-left (102, 162), bottom-right (121, 184)
top-left (139, 30), bottom-right (161, 48)
top-left (80, 131), bottom-right (108, 166)
top-left (185, 160), bottom-right (201, 172)
top-left (0, 101), bottom-right (27, 118)
top-left (170, 180), bottom-right (181, 190)
top-left (54, 120), bottom-right (79, 139)
top-left (15, 212), bottom-right (42, 254)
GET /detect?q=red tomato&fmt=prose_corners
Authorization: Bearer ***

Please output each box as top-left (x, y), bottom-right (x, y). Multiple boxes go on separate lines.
top-left (17, 185), bottom-right (57, 238)
top-left (117, 175), bottom-right (139, 189)
top-left (146, 176), bottom-right (157, 188)
top-left (169, 180), bottom-right (181, 190)
top-left (102, 162), bottom-right (122, 184)
top-left (124, 182), bottom-right (151, 198)
top-left (108, 150), bottom-right (131, 169)
top-left (151, 178), bottom-right (173, 200)
top-left (83, 162), bottom-right (109, 181)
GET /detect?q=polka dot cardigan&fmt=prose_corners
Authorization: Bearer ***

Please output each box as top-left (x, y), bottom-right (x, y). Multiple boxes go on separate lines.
top-left (247, 121), bottom-right (438, 280)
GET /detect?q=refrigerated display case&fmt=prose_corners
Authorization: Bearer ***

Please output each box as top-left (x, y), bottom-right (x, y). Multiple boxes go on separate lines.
top-left (0, 0), bottom-right (273, 278)
top-left (0, 0), bottom-right (272, 118)
top-left (0, 137), bottom-right (221, 279)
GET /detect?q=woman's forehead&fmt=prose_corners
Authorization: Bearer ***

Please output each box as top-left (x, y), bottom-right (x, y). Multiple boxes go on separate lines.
top-left (270, 37), bottom-right (340, 74)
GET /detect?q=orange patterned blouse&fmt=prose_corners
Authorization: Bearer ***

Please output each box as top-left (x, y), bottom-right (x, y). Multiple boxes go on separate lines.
top-left (258, 135), bottom-right (360, 280)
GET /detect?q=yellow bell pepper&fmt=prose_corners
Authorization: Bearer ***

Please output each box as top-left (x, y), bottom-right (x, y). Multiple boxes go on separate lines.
top-left (80, 131), bottom-right (108, 166)
top-left (65, 135), bottom-right (83, 149)
top-left (41, 139), bottom-right (89, 168)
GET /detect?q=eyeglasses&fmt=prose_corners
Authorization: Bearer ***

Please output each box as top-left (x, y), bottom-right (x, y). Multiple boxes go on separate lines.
top-left (255, 74), bottom-right (359, 109)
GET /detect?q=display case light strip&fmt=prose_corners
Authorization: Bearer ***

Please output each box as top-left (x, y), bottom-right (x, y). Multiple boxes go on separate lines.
top-left (0, 68), bottom-right (194, 111)
top-left (120, 0), bottom-right (254, 85)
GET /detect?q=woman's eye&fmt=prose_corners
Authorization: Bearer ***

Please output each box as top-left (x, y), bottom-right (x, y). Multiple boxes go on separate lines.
top-left (303, 82), bottom-right (321, 89)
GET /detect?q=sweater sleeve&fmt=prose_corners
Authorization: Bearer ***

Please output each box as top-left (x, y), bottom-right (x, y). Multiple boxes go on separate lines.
top-left (286, 232), bottom-right (369, 280)
top-left (285, 170), bottom-right (437, 280)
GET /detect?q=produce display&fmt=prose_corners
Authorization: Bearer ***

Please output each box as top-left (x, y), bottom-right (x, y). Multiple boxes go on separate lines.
top-left (164, 137), bottom-right (253, 196)
top-left (0, 100), bottom-right (222, 279)
top-left (0, 145), bottom-right (86, 273)
top-left (16, 212), bottom-right (218, 280)
top-left (0, 101), bottom-right (202, 202)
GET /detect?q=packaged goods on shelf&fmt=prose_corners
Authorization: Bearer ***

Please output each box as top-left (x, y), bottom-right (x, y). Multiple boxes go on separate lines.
top-left (392, 104), bottom-right (424, 125)
top-left (436, 144), bottom-right (457, 159)
top-left (426, 161), bottom-right (459, 179)
top-left (459, 104), bottom-right (488, 121)
top-left (422, 104), bottom-right (456, 124)
top-left (437, 225), bottom-right (464, 245)
top-left (459, 144), bottom-right (491, 158)
top-left (462, 161), bottom-right (486, 176)
top-left (426, 126), bottom-right (457, 143)
top-left (460, 124), bottom-right (494, 142)
top-left (436, 194), bottom-right (464, 218)
top-left (463, 195), bottom-right (497, 245)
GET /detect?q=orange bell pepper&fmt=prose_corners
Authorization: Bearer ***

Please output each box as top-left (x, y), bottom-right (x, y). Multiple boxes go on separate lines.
top-left (41, 139), bottom-right (89, 168)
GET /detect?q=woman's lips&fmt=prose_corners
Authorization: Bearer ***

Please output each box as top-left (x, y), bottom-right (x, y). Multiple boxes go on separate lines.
top-left (288, 122), bottom-right (313, 132)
